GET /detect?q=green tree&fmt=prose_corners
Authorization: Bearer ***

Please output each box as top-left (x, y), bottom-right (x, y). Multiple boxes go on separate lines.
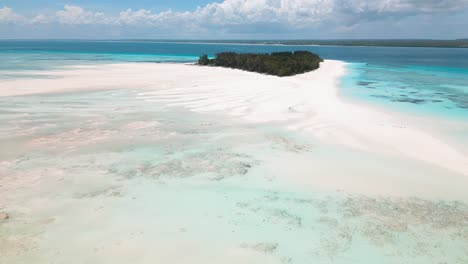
top-left (198, 54), bottom-right (210, 65)
top-left (198, 51), bottom-right (323, 77)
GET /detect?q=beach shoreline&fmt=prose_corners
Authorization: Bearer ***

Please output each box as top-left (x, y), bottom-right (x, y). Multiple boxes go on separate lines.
top-left (2, 60), bottom-right (468, 263)
top-left (1, 60), bottom-right (467, 193)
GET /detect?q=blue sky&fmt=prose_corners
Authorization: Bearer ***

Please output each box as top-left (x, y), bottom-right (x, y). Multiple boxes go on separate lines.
top-left (1, 0), bottom-right (468, 39)
top-left (0, 0), bottom-right (218, 13)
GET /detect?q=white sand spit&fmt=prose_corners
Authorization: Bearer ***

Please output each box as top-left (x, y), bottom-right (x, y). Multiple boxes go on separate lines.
top-left (1, 61), bottom-right (467, 176)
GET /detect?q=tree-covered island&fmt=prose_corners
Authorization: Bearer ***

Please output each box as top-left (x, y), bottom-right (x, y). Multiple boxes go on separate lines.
top-left (198, 51), bottom-right (323, 77)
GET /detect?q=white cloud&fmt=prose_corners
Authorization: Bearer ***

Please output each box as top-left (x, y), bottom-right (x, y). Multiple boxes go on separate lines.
top-left (111, 0), bottom-right (468, 28)
top-left (1, 0), bottom-right (468, 35)
top-left (56, 5), bottom-right (111, 25)
top-left (31, 14), bottom-right (49, 24)
top-left (0, 6), bottom-right (24, 23)
top-left (118, 9), bottom-right (178, 26)
top-left (118, 9), bottom-right (153, 25)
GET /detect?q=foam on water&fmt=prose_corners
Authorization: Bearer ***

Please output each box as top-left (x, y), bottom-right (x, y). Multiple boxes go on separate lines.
top-left (1, 90), bottom-right (467, 264)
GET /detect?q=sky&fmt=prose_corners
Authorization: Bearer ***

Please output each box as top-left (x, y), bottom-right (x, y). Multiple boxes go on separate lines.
top-left (1, 0), bottom-right (468, 39)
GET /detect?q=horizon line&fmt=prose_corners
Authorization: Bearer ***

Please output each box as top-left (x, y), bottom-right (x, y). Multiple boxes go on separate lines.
top-left (1, 38), bottom-right (468, 41)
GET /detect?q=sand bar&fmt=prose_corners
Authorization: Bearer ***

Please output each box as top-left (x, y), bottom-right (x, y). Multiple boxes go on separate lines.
top-left (1, 60), bottom-right (467, 179)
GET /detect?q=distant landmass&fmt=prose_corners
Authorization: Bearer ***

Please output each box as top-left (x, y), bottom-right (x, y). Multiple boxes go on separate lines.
top-left (126, 39), bottom-right (468, 48)
top-left (198, 51), bottom-right (323, 77)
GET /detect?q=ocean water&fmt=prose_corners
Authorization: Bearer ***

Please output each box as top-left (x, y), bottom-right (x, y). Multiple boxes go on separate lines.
top-left (1, 41), bottom-right (468, 263)
top-left (1, 40), bottom-right (467, 120)
top-left (341, 62), bottom-right (468, 121)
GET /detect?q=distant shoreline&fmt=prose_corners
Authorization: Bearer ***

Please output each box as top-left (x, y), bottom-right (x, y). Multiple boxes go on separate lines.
top-left (1, 39), bottom-right (468, 48)
top-left (131, 39), bottom-right (468, 48)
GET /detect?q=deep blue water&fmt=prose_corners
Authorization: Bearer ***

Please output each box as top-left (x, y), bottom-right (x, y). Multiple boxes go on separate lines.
top-left (1, 40), bottom-right (467, 120)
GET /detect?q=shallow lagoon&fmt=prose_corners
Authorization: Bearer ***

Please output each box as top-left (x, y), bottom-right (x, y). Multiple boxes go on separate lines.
top-left (1, 89), bottom-right (467, 263)
top-left (340, 63), bottom-right (468, 121)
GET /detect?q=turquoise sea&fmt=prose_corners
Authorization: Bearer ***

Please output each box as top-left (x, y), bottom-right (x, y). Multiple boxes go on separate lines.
top-left (1, 40), bottom-right (467, 120)
top-left (1, 41), bottom-right (467, 264)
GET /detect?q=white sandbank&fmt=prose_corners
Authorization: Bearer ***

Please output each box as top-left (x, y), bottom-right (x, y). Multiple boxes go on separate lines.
top-left (2, 61), bottom-right (468, 264)
top-left (1, 60), bottom-right (467, 183)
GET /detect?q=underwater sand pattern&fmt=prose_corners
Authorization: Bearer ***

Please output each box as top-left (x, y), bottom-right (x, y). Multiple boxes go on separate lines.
top-left (1, 69), bottom-right (467, 264)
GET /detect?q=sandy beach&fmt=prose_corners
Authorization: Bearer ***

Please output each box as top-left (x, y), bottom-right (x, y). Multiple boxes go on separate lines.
top-left (2, 60), bottom-right (467, 182)
top-left (1, 61), bottom-right (467, 263)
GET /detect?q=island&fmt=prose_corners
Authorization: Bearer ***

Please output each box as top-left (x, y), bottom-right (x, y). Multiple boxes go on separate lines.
top-left (198, 51), bottom-right (323, 77)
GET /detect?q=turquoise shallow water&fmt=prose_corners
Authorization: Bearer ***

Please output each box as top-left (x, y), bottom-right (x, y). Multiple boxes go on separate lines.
top-left (0, 51), bottom-right (197, 73)
top-left (1, 90), bottom-right (467, 263)
top-left (1, 40), bottom-right (467, 120)
top-left (340, 62), bottom-right (468, 121)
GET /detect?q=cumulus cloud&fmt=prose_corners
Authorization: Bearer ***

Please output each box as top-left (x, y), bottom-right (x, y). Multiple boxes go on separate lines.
top-left (0, 6), bottom-right (24, 23)
top-left (30, 14), bottom-right (49, 24)
top-left (1, 0), bottom-right (468, 35)
top-left (56, 5), bottom-right (111, 25)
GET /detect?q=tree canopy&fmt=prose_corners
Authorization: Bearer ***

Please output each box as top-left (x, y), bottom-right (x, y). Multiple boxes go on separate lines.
top-left (198, 51), bottom-right (323, 77)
